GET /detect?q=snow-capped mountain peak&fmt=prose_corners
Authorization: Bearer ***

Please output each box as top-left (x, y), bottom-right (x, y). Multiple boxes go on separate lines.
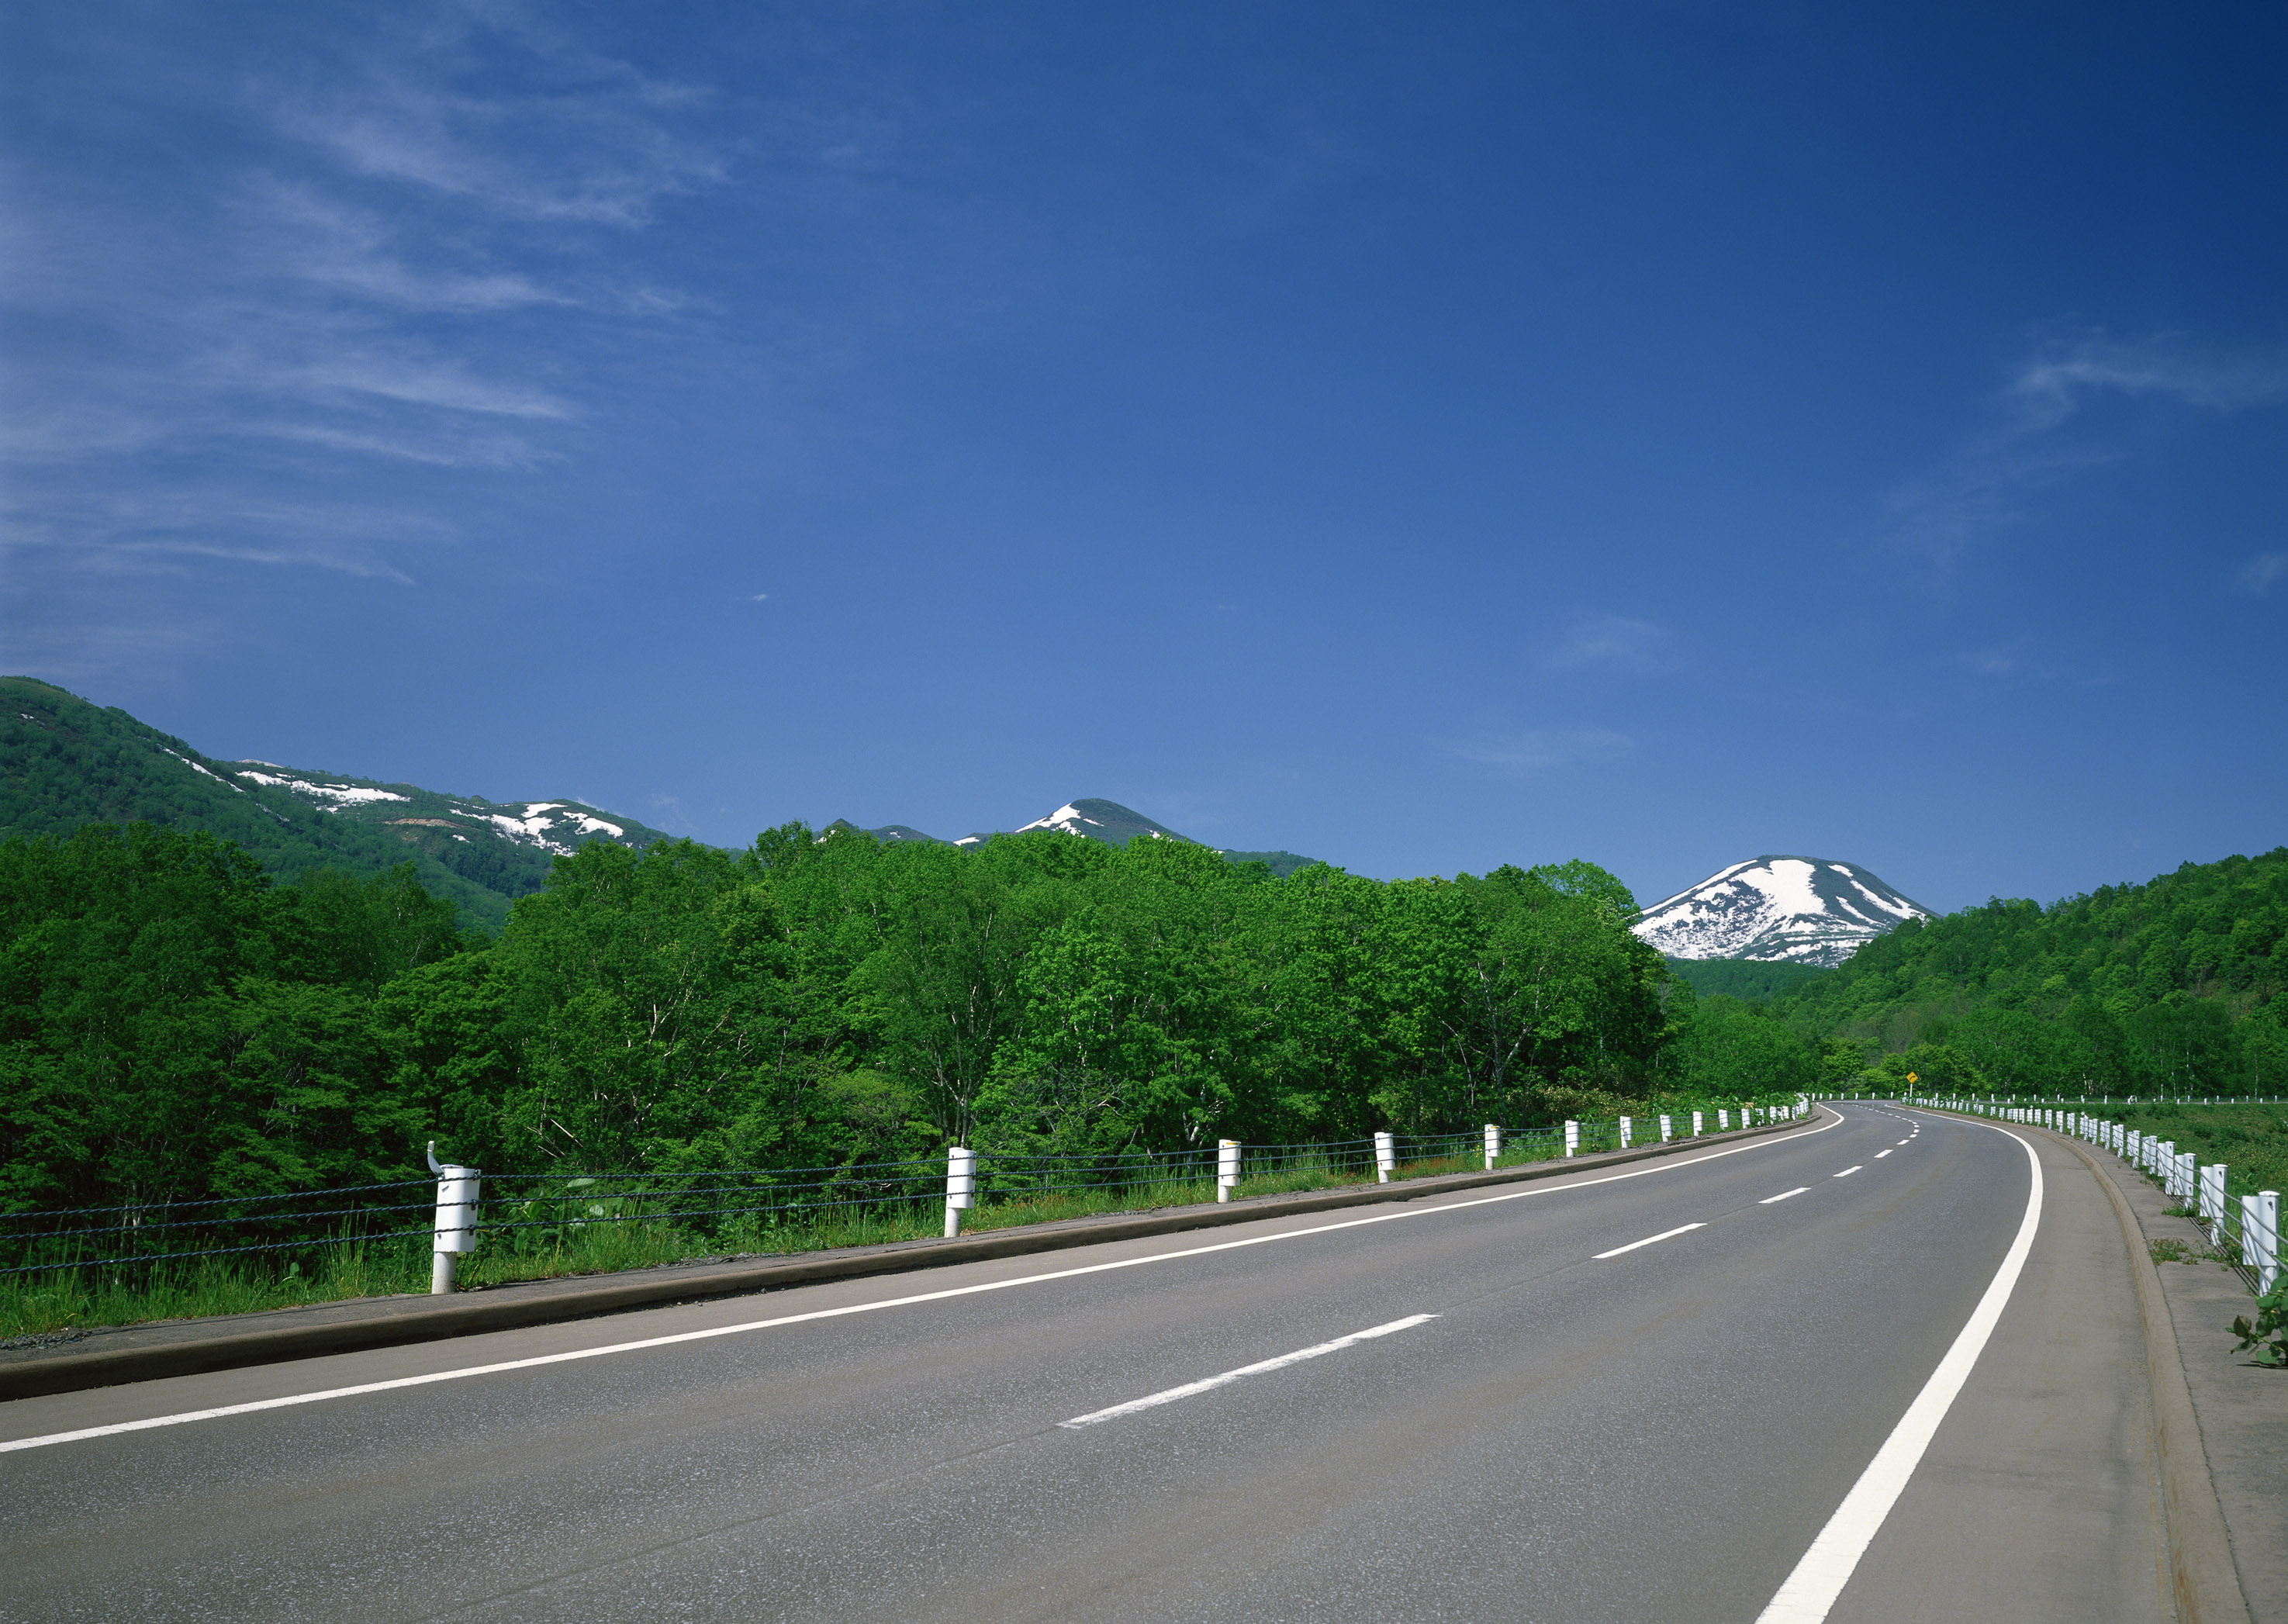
top-left (1011, 800), bottom-right (1177, 843)
top-left (1014, 802), bottom-right (1104, 837)
top-left (1633, 855), bottom-right (1929, 967)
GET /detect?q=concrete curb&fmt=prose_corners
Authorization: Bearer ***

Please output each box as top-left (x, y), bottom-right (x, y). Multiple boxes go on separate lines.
top-left (1920, 1108), bottom-right (2254, 1624)
top-left (0, 1113), bottom-right (1823, 1403)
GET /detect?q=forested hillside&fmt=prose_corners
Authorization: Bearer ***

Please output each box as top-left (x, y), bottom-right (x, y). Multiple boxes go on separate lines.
top-left (1772, 847), bottom-right (2288, 1096)
top-left (0, 821), bottom-right (1792, 1215)
top-left (1665, 958), bottom-right (1828, 1003)
top-left (1, 678), bottom-right (667, 928)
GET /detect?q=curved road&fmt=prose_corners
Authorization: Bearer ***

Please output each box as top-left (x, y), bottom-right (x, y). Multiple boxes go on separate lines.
top-left (0, 1106), bottom-right (2169, 1622)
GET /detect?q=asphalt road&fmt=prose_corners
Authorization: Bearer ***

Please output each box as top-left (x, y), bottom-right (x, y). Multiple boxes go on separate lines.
top-left (0, 1106), bottom-right (2169, 1622)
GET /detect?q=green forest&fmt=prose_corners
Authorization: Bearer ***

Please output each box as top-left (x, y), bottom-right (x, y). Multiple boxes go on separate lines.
top-left (4, 822), bottom-right (1802, 1217)
top-left (1664, 957), bottom-right (1829, 1003)
top-left (1768, 846), bottom-right (2288, 1100)
top-left (5, 804), bottom-right (2285, 1229)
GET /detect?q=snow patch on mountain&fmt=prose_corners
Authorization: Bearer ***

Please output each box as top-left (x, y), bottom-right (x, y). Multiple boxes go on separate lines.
top-left (162, 748), bottom-right (244, 792)
top-left (1016, 802), bottom-right (1104, 836)
top-left (235, 769), bottom-right (410, 807)
top-left (1634, 855), bottom-right (1929, 968)
top-left (476, 802), bottom-right (622, 853)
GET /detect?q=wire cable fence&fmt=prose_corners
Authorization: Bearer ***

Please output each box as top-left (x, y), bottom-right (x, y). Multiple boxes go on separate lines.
top-left (1904, 1095), bottom-right (2283, 1297)
top-left (0, 1102), bottom-right (1809, 1287)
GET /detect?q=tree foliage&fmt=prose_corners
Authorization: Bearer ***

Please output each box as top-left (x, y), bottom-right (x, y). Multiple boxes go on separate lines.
top-left (1772, 847), bottom-right (2288, 1096)
top-left (0, 822), bottom-right (1692, 1211)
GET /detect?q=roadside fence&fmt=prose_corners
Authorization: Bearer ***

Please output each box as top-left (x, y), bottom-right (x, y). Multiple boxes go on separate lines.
top-left (2, 1100), bottom-right (1813, 1294)
top-left (1885, 1095), bottom-right (2281, 1296)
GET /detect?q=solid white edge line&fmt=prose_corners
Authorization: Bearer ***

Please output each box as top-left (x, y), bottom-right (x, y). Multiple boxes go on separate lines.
top-left (1, 1111), bottom-right (1844, 1454)
top-left (1592, 1222), bottom-right (1706, 1259)
top-left (1056, 1313), bottom-right (1437, 1429)
top-left (1760, 1187), bottom-right (1812, 1204)
top-left (1754, 1118), bottom-right (2043, 1624)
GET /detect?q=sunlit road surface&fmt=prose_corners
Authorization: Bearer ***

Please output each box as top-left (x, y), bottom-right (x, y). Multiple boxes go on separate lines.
top-left (0, 1107), bottom-right (2165, 1623)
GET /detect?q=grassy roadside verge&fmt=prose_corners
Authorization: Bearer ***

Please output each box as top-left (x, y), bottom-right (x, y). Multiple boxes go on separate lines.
top-left (3, 1139), bottom-right (1599, 1342)
top-left (2093, 1101), bottom-right (2288, 1207)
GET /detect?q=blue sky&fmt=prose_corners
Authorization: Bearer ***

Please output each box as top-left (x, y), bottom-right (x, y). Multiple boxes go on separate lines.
top-left (5, 1), bottom-right (2284, 914)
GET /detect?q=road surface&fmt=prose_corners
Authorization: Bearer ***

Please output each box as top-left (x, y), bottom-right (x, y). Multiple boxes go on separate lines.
top-left (0, 1106), bottom-right (2169, 1622)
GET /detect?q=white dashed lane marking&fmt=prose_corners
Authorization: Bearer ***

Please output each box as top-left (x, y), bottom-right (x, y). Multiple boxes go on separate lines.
top-left (1593, 1223), bottom-right (1706, 1259)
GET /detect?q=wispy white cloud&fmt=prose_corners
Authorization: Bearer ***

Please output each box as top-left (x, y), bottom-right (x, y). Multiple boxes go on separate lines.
top-left (252, 421), bottom-right (546, 468)
top-left (1447, 727), bottom-right (1634, 773)
top-left (0, 3), bottom-right (717, 608)
top-left (285, 356), bottom-right (574, 420)
top-left (2, 485), bottom-right (454, 584)
top-left (2003, 340), bottom-right (2288, 427)
top-left (1544, 612), bottom-right (1671, 672)
top-left (1959, 642), bottom-right (2026, 676)
top-left (1946, 634), bottom-right (2119, 687)
top-left (264, 31), bottom-right (724, 230)
top-left (250, 184), bottom-right (574, 313)
top-left (1880, 332), bottom-right (2288, 566)
top-left (2238, 551), bottom-right (2288, 596)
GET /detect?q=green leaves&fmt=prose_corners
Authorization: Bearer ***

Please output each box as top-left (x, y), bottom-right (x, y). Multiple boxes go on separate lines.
top-left (0, 825), bottom-right (459, 1208)
top-left (2230, 1280), bottom-right (2287, 1368)
top-left (2, 818), bottom-right (1690, 1218)
top-left (1771, 845), bottom-right (2288, 1097)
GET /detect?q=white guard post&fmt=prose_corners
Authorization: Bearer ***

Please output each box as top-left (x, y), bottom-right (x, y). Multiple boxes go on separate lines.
top-left (1218, 1139), bottom-right (1242, 1201)
top-left (1563, 1120), bottom-right (1580, 1159)
top-left (1718, 1109), bottom-right (1731, 1132)
top-left (1692, 1111), bottom-right (1704, 1137)
top-left (943, 1145), bottom-right (975, 1237)
top-left (1483, 1123), bottom-right (1502, 1170)
top-left (1659, 1114), bottom-right (1673, 1142)
top-left (2244, 1190), bottom-right (2281, 1294)
top-left (427, 1142), bottom-right (481, 1295)
top-left (1374, 1131), bottom-right (1396, 1183)
top-left (1618, 1115), bottom-right (1633, 1150)
top-left (2198, 1163), bottom-right (2227, 1242)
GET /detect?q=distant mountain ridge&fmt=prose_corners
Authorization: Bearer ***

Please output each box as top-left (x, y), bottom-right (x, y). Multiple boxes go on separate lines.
top-left (5, 681), bottom-right (1326, 916)
top-left (1, 677), bottom-right (668, 928)
top-left (1633, 855), bottom-right (1929, 967)
top-left (858, 797), bottom-right (1320, 877)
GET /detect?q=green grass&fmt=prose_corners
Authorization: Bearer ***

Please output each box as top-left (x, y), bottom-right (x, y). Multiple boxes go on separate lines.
top-left (1, 1135), bottom-right (1601, 1341)
top-left (2, 1118), bottom-right (1806, 1342)
top-left (2096, 1101), bottom-right (2288, 1205)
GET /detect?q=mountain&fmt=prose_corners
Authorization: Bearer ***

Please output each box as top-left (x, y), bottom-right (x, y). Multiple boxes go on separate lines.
top-left (1, 677), bottom-right (670, 928)
top-left (1011, 799), bottom-right (1184, 845)
top-left (1633, 855), bottom-right (1930, 968)
top-left (864, 797), bottom-right (1322, 878)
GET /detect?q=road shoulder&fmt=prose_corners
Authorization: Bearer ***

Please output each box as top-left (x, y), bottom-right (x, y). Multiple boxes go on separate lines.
top-left (2086, 1132), bottom-right (2286, 1624)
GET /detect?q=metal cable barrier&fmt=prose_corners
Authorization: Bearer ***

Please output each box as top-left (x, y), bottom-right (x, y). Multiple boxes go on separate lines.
top-left (2, 1101), bottom-right (1820, 1294)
